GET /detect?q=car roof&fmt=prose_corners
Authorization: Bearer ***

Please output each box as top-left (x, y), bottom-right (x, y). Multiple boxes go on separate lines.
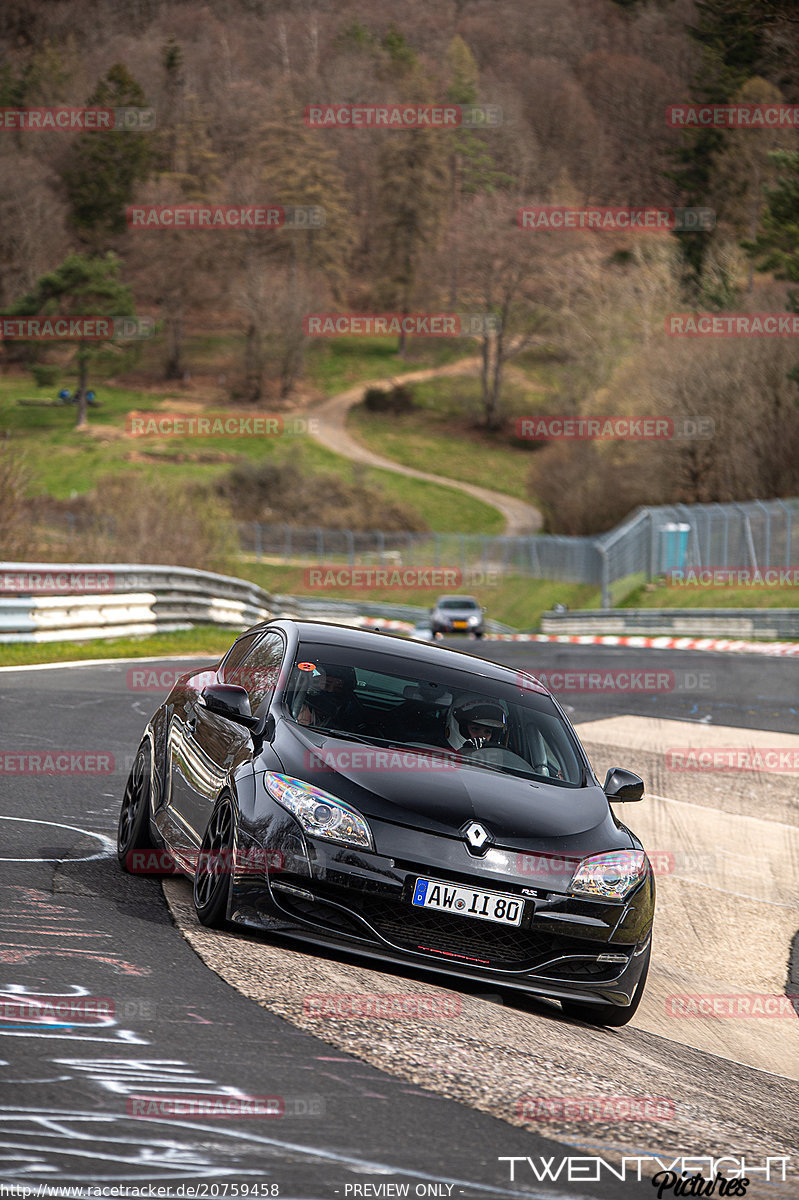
top-left (250, 618), bottom-right (551, 695)
top-left (435, 595), bottom-right (478, 602)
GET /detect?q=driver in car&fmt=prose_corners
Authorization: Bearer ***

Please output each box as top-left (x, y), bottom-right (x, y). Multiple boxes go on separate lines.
top-left (296, 664), bottom-right (367, 732)
top-left (453, 701), bottom-right (509, 752)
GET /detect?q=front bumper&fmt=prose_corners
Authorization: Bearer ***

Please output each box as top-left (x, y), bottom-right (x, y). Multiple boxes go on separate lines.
top-left (229, 815), bottom-right (654, 1009)
top-left (432, 620), bottom-right (484, 635)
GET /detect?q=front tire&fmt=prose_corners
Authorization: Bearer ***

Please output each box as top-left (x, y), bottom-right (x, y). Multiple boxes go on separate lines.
top-left (560, 944), bottom-right (651, 1028)
top-left (193, 796), bottom-right (235, 928)
top-left (117, 743), bottom-right (156, 872)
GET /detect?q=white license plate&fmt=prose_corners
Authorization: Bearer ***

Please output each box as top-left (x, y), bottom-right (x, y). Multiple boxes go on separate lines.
top-left (412, 877), bottom-right (523, 926)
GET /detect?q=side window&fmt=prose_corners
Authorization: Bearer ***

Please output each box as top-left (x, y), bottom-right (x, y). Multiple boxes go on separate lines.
top-left (220, 632), bottom-right (260, 683)
top-left (234, 632), bottom-right (285, 714)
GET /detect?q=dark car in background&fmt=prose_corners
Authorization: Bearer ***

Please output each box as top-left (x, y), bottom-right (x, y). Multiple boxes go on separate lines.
top-left (430, 595), bottom-right (485, 638)
top-left (118, 620), bottom-right (654, 1026)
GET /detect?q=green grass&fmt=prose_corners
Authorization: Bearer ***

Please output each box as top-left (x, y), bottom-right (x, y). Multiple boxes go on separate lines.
top-left (1, 372), bottom-right (500, 532)
top-left (347, 375), bottom-right (545, 502)
top-left (304, 335), bottom-right (473, 394)
top-left (0, 625), bottom-right (231, 668)
top-left (284, 441), bottom-right (504, 534)
top-left (621, 580), bottom-right (799, 611)
top-left (242, 562), bottom-right (599, 630)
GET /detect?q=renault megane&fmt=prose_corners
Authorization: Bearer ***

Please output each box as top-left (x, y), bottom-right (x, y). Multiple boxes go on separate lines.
top-left (117, 620), bottom-right (654, 1026)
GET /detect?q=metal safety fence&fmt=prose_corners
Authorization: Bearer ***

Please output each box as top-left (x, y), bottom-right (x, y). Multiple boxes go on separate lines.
top-left (239, 497), bottom-right (799, 609)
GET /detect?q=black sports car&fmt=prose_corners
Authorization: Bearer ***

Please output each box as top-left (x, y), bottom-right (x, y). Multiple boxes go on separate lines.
top-left (118, 620), bottom-right (654, 1026)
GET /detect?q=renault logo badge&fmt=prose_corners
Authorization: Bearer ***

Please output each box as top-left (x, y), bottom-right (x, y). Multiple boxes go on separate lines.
top-left (463, 821), bottom-right (491, 854)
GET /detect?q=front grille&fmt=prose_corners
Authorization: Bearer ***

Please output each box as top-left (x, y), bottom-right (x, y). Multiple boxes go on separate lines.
top-left (272, 877), bottom-right (632, 976)
top-left (544, 958), bottom-right (624, 981)
top-left (273, 893), bottom-right (368, 940)
top-left (347, 892), bottom-right (618, 971)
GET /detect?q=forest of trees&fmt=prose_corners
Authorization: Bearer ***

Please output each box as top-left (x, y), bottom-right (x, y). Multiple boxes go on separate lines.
top-left (2, 0), bottom-right (799, 533)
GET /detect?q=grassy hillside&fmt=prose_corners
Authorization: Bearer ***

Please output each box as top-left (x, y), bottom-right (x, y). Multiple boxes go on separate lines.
top-left (0, 369), bottom-right (502, 534)
top-left (347, 374), bottom-right (545, 501)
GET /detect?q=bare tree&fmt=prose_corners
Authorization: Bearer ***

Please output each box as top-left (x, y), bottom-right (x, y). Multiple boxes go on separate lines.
top-left (0, 443), bottom-right (33, 559)
top-left (0, 153), bottom-right (68, 307)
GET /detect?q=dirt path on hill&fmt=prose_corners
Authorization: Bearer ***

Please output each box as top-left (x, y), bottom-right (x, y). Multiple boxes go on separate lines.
top-left (309, 359), bottom-right (543, 535)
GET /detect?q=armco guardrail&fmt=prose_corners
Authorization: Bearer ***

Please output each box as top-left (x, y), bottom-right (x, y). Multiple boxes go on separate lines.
top-left (0, 563), bottom-right (514, 643)
top-left (0, 563), bottom-right (275, 643)
top-left (540, 608), bottom-right (799, 640)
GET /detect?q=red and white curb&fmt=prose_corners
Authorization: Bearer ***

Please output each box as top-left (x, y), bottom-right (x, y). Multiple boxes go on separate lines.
top-left (485, 633), bottom-right (799, 657)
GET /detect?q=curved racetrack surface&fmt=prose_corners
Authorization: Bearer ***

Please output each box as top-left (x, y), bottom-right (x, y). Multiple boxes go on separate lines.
top-left (1, 643), bottom-right (796, 1199)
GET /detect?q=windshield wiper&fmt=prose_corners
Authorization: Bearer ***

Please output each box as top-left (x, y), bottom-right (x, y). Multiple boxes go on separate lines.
top-left (300, 727), bottom-right (395, 746)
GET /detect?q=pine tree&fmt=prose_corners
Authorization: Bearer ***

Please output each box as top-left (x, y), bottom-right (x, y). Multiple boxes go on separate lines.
top-left (231, 96), bottom-right (355, 400)
top-left (3, 253), bottom-right (136, 429)
top-left (443, 36), bottom-right (512, 305)
top-left (669, 0), bottom-right (771, 281)
top-left (62, 63), bottom-right (153, 248)
top-left (747, 150), bottom-right (799, 386)
top-left (370, 26), bottom-right (448, 351)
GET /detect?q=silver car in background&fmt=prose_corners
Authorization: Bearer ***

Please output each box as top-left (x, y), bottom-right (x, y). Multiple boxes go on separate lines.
top-left (430, 595), bottom-right (485, 639)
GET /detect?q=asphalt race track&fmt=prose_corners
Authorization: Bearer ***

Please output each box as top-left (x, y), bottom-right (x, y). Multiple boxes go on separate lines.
top-left (1, 642), bottom-right (797, 1200)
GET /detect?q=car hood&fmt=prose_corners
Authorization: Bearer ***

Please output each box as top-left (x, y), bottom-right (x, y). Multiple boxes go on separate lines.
top-left (267, 725), bottom-right (622, 851)
top-left (434, 607), bottom-right (479, 617)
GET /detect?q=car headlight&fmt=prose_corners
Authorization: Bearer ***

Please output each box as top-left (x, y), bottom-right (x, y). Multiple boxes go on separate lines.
top-left (467, 614), bottom-right (480, 625)
top-left (265, 772), bottom-right (374, 850)
top-left (569, 850), bottom-right (647, 900)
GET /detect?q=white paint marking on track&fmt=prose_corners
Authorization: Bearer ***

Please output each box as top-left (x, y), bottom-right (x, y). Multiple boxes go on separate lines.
top-left (0, 1106), bottom-right (594, 1198)
top-left (0, 816), bottom-right (115, 863)
top-left (0, 653), bottom-right (213, 673)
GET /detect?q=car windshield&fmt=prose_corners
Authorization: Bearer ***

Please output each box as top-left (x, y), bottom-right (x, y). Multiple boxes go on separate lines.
top-left (283, 641), bottom-right (585, 786)
top-left (438, 598), bottom-right (478, 610)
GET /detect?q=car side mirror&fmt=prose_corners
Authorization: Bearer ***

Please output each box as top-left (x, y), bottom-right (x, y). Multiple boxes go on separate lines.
top-left (603, 767), bottom-right (644, 802)
top-left (202, 684), bottom-right (260, 730)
